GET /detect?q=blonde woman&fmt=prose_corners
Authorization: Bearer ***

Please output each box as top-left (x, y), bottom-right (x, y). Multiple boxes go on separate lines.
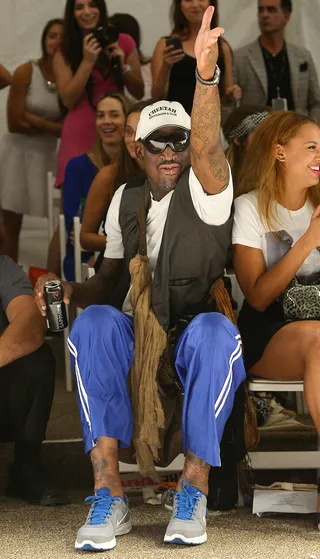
top-left (62, 92), bottom-right (132, 280)
top-left (232, 111), bottom-right (320, 529)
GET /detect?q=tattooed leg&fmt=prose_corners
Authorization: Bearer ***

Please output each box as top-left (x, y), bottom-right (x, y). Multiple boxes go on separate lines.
top-left (177, 451), bottom-right (211, 495)
top-left (90, 436), bottom-right (124, 497)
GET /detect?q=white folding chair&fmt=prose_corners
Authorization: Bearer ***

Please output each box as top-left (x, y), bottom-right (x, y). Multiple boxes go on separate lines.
top-left (59, 214), bottom-right (73, 392)
top-left (73, 216), bottom-right (82, 284)
top-left (73, 216), bottom-right (96, 284)
top-left (73, 216), bottom-right (97, 320)
top-left (85, 265), bottom-right (96, 280)
top-left (47, 172), bottom-right (60, 244)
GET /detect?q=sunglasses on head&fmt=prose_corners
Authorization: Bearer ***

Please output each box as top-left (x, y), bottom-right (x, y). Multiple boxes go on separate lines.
top-left (141, 129), bottom-right (190, 154)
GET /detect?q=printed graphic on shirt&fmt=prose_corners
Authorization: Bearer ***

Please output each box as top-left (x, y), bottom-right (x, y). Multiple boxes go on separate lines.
top-left (265, 229), bottom-right (320, 283)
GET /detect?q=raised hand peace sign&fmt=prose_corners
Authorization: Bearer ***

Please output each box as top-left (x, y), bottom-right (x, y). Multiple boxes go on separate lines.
top-left (194, 6), bottom-right (224, 81)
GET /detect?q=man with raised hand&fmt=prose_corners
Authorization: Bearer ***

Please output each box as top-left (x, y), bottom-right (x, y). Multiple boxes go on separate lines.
top-left (35, 6), bottom-right (246, 551)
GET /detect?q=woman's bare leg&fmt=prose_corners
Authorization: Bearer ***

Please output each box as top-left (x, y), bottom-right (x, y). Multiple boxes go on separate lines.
top-left (1, 210), bottom-right (23, 261)
top-left (250, 321), bottom-right (320, 431)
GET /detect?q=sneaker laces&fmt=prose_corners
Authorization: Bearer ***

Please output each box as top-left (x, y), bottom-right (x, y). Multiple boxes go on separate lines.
top-left (173, 481), bottom-right (202, 521)
top-left (85, 491), bottom-right (120, 525)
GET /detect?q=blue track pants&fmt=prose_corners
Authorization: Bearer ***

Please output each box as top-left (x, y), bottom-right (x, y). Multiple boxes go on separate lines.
top-left (67, 305), bottom-right (246, 467)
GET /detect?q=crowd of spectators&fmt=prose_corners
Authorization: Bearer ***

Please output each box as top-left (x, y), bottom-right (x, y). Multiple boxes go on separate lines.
top-left (0, 0), bottom-right (320, 551)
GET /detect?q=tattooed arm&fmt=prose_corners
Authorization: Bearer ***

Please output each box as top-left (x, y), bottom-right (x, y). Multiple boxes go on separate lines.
top-left (191, 6), bottom-right (229, 195)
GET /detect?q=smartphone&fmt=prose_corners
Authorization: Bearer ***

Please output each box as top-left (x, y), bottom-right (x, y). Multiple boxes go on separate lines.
top-left (166, 37), bottom-right (183, 51)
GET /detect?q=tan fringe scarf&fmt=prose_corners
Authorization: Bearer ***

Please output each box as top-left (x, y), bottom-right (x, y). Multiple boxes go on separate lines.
top-left (129, 253), bottom-right (167, 479)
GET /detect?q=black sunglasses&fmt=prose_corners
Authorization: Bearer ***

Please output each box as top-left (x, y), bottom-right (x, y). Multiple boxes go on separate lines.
top-left (141, 129), bottom-right (190, 154)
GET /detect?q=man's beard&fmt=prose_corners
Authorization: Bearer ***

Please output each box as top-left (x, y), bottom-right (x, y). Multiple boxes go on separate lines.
top-left (154, 160), bottom-right (182, 198)
top-left (158, 176), bottom-right (178, 192)
top-left (150, 175), bottom-right (179, 201)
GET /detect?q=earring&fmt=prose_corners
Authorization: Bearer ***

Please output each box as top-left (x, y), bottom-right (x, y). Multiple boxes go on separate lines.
top-left (278, 156), bottom-right (286, 162)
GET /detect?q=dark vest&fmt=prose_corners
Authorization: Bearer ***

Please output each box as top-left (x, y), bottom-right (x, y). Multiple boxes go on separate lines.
top-left (110, 167), bottom-right (233, 331)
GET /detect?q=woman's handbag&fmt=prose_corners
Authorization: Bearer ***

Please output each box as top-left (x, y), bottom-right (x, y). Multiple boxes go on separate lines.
top-left (282, 276), bottom-right (320, 321)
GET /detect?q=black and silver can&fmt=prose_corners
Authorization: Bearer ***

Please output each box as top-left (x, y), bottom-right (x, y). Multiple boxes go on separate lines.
top-left (44, 280), bottom-right (68, 332)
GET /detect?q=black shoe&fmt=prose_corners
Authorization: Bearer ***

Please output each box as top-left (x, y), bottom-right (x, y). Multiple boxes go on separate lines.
top-left (5, 462), bottom-right (69, 506)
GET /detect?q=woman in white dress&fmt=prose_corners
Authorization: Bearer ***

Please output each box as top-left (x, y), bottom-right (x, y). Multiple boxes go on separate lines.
top-left (0, 19), bottom-right (64, 261)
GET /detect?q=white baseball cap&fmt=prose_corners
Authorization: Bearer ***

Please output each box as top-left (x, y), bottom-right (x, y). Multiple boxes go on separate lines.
top-left (135, 100), bottom-right (191, 141)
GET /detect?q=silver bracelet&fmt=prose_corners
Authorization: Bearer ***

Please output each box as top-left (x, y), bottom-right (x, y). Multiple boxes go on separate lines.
top-left (195, 65), bottom-right (221, 87)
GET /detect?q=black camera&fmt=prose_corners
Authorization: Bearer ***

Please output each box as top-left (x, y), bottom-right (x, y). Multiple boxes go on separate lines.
top-left (92, 25), bottom-right (119, 49)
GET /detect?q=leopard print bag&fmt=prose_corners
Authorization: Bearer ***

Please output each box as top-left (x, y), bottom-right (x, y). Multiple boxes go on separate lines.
top-left (282, 276), bottom-right (320, 321)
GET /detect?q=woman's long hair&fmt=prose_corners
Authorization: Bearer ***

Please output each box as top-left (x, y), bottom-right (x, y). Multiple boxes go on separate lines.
top-left (60, 0), bottom-right (109, 106)
top-left (237, 111), bottom-right (320, 231)
top-left (41, 18), bottom-right (64, 59)
top-left (171, 0), bottom-right (219, 38)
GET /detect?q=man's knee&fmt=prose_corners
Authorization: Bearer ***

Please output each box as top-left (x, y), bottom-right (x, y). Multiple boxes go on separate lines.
top-left (190, 312), bottom-right (238, 342)
top-left (71, 305), bottom-right (123, 339)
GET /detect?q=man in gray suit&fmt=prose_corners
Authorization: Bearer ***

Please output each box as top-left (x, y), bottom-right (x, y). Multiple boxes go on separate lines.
top-left (233, 0), bottom-right (320, 123)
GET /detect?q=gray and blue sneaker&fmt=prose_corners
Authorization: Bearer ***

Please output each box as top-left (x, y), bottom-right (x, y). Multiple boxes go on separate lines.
top-left (164, 481), bottom-right (208, 545)
top-left (75, 487), bottom-right (132, 551)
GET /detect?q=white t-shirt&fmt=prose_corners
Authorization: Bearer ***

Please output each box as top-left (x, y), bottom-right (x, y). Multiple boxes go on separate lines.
top-left (232, 191), bottom-right (320, 282)
top-left (105, 165), bottom-right (233, 314)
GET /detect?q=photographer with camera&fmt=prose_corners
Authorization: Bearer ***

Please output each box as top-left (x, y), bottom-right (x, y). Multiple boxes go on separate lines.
top-left (53, 0), bottom-right (144, 189)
